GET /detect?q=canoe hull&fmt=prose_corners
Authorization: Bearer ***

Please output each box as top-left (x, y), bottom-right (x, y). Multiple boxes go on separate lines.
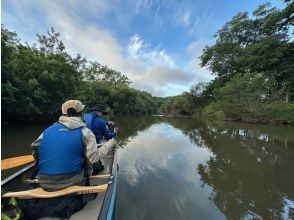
top-left (1, 148), bottom-right (118, 220)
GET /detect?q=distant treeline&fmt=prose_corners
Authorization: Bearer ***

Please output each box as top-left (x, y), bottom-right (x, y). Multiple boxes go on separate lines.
top-left (2, 1), bottom-right (293, 124)
top-left (1, 26), bottom-right (162, 122)
top-left (160, 2), bottom-right (294, 124)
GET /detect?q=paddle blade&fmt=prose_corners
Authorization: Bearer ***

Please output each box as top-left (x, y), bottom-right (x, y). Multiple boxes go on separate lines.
top-left (1, 155), bottom-right (35, 170)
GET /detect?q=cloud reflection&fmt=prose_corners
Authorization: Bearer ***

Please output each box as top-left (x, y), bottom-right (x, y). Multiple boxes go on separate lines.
top-left (116, 122), bottom-right (224, 220)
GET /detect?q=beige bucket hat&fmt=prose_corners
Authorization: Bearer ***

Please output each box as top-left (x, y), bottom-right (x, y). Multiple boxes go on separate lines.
top-left (61, 100), bottom-right (85, 115)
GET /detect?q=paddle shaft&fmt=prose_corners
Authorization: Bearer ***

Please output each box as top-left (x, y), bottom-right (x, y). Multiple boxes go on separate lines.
top-left (1, 155), bottom-right (35, 170)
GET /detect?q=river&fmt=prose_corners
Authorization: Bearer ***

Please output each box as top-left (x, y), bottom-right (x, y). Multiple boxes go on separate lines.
top-left (2, 116), bottom-right (294, 219)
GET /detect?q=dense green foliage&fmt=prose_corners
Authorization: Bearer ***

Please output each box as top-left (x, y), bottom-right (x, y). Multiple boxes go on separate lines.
top-left (1, 27), bottom-right (159, 122)
top-left (160, 2), bottom-right (294, 124)
top-left (2, 1), bottom-right (293, 124)
top-left (202, 73), bottom-right (294, 123)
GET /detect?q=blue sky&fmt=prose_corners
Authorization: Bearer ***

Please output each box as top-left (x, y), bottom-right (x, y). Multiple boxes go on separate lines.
top-left (2, 0), bottom-right (285, 97)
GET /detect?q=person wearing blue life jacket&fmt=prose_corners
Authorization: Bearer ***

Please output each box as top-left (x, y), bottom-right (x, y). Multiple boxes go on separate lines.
top-left (31, 100), bottom-right (116, 191)
top-left (84, 102), bottom-right (118, 144)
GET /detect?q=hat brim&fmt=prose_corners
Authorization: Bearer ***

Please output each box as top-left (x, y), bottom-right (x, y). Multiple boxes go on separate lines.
top-left (91, 106), bottom-right (107, 112)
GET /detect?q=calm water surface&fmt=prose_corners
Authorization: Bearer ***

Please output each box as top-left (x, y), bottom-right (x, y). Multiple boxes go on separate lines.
top-left (2, 116), bottom-right (294, 220)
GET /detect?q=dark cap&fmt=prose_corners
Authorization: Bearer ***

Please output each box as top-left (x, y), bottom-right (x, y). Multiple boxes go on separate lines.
top-left (90, 102), bottom-right (107, 114)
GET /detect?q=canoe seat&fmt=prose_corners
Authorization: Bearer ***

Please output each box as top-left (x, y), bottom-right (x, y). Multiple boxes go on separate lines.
top-left (2, 184), bottom-right (108, 199)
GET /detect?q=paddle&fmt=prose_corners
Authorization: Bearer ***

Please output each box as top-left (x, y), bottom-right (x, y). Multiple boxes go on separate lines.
top-left (1, 155), bottom-right (35, 170)
top-left (1, 143), bottom-right (107, 170)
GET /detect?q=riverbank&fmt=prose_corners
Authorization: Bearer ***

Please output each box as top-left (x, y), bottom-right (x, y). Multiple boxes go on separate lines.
top-left (201, 101), bottom-right (294, 125)
top-left (161, 101), bottom-right (294, 125)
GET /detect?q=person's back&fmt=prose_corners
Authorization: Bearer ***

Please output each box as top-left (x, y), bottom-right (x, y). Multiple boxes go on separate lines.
top-left (29, 100), bottom-right (116, 219)
top-left (31, 100), bottom-right (115, 191)
top-left (39, 123), bottom-right (83, 175)
top-left (84, 103), bottom-right (118, 143)
top-left (84, 112), bottom-right (103, 141)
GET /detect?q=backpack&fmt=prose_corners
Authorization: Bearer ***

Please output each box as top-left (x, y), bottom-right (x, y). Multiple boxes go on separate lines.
top-left (1, 197), bottom-right (23, 220)
top-left (18, 195), bottom-right (86, 219)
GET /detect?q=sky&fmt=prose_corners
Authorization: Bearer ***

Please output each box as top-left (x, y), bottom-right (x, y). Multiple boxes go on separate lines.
top-left (2, 0), bottom-right (285, 97)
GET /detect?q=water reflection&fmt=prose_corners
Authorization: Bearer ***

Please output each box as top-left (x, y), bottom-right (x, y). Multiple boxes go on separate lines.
top-left (167, 118), bottom-right (294, 220)
top-left (116, 122), bottom-right (225, 220)
top-left (115, 117), bottom-right (294, 219)
top-left (113, 116), bottom-right (162, 147)
top-left (2, 117), bottom-right (294, 219)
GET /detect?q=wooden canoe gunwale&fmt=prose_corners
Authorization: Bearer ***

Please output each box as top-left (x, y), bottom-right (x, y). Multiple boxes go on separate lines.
top-left (2, 162), bottom-right (35, 186)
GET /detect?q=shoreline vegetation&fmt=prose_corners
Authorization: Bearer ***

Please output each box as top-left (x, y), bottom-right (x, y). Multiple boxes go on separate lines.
top-left (2, 26), bottom-right (161, 123)
top-left (159, 2), bottom-right (294, 125)
top-left (2, 2), bottom-right (293, 125)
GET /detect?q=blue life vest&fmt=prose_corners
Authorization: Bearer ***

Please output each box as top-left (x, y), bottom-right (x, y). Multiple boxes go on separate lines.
top-left (84, 112), bottom-right (103, 142)
top-left (84, 112), bottom-right (95, 130)
top-left (39, 123), bottom-right (83, 175)
top-left (84, 112), bottom-right (116, 143)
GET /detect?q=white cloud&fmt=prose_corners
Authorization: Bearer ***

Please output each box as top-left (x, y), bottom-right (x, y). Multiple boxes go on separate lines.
top-left (175, 6), bottom-right (192, 28)
top-left (182, 11), bottom-right (191, 28)
top-left (124, 34), bottom-right (201, 96)
top-left (3, 0), bottom-right (215, 96)
top-left (127, 34), bottom-right (174, 67)
top-left (134, 0), bottom-right (150, 14)
top-left (128, 34), bottom-right (144, 59)
top-left (186, 40), bottom-right (215, 82)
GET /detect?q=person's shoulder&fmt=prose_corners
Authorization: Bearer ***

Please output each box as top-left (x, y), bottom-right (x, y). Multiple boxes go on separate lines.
top-left (83, 112), bottom-right (93, 119)
top-left (81, 126), bottom-right (90, 132)
top-left (45, 122), bottom-right (61, 130)
top-left (93, 116), bottom-right (105, 124)
top-left (42, 123), bottom-right (61, 136)
top-left (81, 126), bottom-right (95, 137)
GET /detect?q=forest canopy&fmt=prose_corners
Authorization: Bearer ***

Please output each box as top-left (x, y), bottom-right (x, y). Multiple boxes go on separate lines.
top-left (160, 2), bottom-right (294, 123)
top-left (1, 27), bottom-right (159, 122)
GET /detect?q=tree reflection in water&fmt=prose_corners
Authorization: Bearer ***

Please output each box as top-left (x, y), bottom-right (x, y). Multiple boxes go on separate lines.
top-left (167, 118), bottom-right (294, 220)
top-left (3, 116), bottom-right (293, 219)
top-left (113, 116), bottom-right (162, 148)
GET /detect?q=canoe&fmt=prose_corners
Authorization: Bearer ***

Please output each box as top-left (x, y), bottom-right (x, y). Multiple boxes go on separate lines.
top-left (1, 148), bottom-right (118, 220)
